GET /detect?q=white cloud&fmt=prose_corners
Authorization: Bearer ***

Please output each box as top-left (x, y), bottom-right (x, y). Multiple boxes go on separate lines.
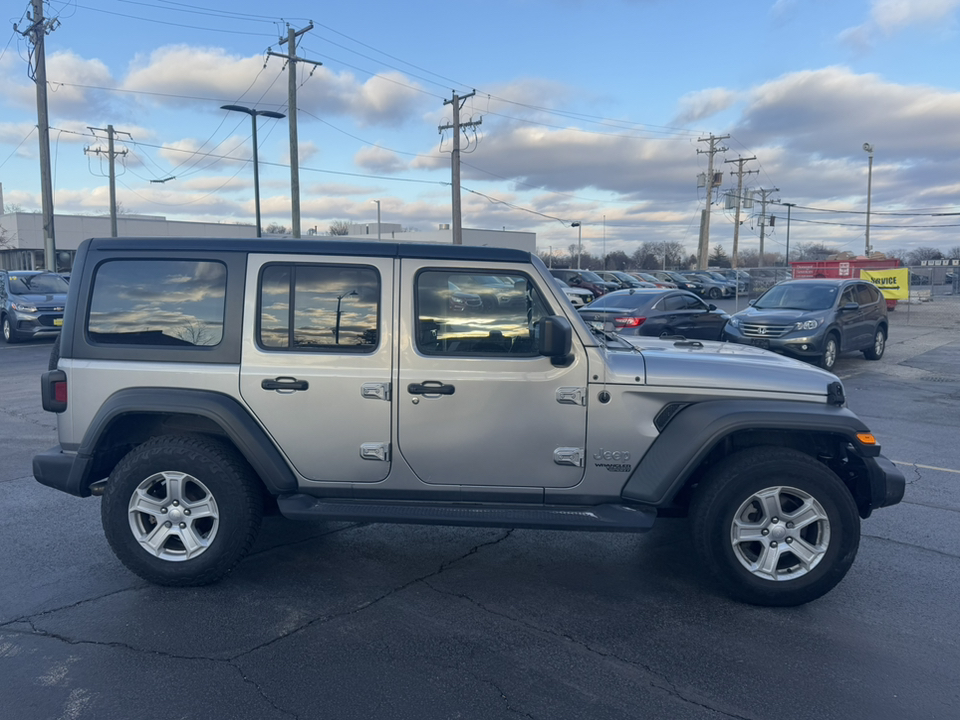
top-left (840, 0), bottom-right (960, 47)
top-left (672, 88), bottom-right (738, 125)
top-left (354, 146), bottom-right (407, 174)
top-left (122, 46), bottom-right (430, 127)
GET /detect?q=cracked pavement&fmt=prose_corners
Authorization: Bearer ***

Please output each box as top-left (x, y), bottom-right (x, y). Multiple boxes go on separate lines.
top-left (2, 331), bottom-right (959, 720)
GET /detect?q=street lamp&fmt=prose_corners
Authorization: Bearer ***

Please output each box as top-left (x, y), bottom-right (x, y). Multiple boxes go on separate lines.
top-left (334, 290), bottom-right (358, 344)
top-left (221, 104), bottom-right (286, 237)
top-left (783, 202), bottom-right (796, 266)
top-left (863, 143), bottom-right (874, 256)
top-left (571, 222), bottom-right (582, 269)
top-left (371, 200), bottom-right (381, 240)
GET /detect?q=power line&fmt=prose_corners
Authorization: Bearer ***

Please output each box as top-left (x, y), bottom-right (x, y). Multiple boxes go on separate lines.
top-left (70, 3), bottom-right (276, 37)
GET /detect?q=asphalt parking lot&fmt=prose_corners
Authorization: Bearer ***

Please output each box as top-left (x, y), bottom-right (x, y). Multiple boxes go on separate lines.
top-left (2, 322), bottom-right (959, 720)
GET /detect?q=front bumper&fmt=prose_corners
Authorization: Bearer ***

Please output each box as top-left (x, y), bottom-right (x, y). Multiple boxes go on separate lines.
top-left (865, 454), bottom-right (905, 510)
top-left (11, 312), bottom-right (63, 337)
top-left (723, 327), bottom-right (827, 359)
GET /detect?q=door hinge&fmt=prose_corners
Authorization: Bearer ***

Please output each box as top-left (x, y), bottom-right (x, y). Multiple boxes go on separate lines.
top-left (553, 447), bottom-right (584, 467)
top-left (556, 387), bottom-right (586, 406)
top-left (360, 443), bottom-right (391, 462)
top-left (360, 382), bottom-right (391, 401)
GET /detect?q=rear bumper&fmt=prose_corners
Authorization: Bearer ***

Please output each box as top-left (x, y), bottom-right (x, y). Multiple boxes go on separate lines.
top-left (33, 446), bottom-right (93, 497)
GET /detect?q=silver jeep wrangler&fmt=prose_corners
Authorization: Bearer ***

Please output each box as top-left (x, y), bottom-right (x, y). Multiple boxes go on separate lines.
top-left (34, 237), bottom-right (904, 606)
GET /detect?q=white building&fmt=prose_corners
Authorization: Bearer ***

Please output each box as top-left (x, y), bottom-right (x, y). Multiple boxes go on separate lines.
top-left (1, 193), bottom-right (536, 271)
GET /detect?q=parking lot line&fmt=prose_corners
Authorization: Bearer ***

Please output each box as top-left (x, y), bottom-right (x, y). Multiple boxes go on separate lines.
top-left (892, 460), bottom-right (960, 474)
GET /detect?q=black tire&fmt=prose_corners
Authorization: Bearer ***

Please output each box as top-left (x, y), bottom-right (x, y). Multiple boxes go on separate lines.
top-left (819, 333), bottom-right (839, 370)
top-left (863, 327), bottom-right (886, 360)
top-left (2, 315), bottom-right (20, 344)
top-left (48, 333), bottom-right (61, 371)
top-left (689, 446), bottom-right (860, 606)
top-left (708, 287), bottom-right (721, 300)
top-left (101, 434), bottom-right (264, 586)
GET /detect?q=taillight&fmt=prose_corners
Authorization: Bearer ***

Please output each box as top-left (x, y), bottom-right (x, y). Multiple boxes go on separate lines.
top-left (614, 317), bottom-right (646, 328)
top-left (41, 369), bottom-right (68, 413)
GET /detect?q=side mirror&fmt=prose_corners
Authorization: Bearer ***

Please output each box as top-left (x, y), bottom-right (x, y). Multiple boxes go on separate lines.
top-left (538, 315), bottom-right (572, 365)
top-left (841, 302), bottom-right (859, 312)
top-left (708, 303), bottom-right (717, 311)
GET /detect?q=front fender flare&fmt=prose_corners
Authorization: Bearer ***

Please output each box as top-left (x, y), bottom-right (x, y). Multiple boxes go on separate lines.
top-left (621, 399), bottom-right (876, 505)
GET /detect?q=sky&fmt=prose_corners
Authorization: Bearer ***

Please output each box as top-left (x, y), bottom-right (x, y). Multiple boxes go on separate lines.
top-left (2, 0), bottom-right (960, 262)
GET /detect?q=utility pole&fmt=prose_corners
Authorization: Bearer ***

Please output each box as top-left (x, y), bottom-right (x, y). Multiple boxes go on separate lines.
top-left (696, 133), bottom-right (729, 269)
top-left (439, 91), bottom-right (482, 244)
top-left (16, 0), bottom-right (60, 270)
top-left (85, 125), bottom-right (129, 237)
top-left (268, 25), bottom-right (322, 239)
top-left (755, 187), bottom-right (779, 267)
top-left (724, 156), bottom-right (757, 268)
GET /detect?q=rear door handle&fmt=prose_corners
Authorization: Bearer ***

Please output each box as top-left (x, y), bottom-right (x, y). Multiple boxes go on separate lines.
top-left (261, 377), bottom-right (309, 391)
top-left (407, 381), bottom-right (455, 396)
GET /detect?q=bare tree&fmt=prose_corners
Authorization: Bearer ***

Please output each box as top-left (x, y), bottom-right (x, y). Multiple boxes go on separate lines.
top-left (265, 222), bottom-right (288, 235)
top-left (329, 220), bottom-right (351, 236)
top-left (906, 247), bottom-right (944, 266)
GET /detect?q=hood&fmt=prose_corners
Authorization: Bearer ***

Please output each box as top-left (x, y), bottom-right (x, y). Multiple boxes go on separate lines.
top-left (13, 293), bottom-right (67, 304)
top-left (605, 337), bottom-right (837, 397)
top-left (735, 306), bottom-right (826, 323)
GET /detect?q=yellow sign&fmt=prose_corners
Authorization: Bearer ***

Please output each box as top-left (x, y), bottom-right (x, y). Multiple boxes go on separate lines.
top-left (861, 269), bottom-right (909, 299)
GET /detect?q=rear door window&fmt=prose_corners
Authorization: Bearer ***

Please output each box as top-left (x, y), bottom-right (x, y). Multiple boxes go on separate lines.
top-left (88, 260), bottom-right (227, 346)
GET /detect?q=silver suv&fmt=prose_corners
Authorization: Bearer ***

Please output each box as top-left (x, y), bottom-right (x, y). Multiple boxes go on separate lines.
top-left (34, 237), bottom-right (904, 606)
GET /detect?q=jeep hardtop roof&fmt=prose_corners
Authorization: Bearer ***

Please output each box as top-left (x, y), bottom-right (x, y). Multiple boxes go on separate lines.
top-left (79, 237), bottom-right (533, 264)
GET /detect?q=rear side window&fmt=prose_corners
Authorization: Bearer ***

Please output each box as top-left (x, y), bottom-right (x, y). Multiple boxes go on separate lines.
top-left (857, 284), bottom-right (880, 305)
top-left (88, 260), bottom-right (227, 346)
top-left (258, 263), bottom-right (379, 352)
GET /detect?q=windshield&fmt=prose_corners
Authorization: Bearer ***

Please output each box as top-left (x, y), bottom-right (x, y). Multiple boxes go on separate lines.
top-left (8, 273), bottom-right (69, 294)
top-left (579, 270), bottom-right (606, 283)
top-left (754, 283), bottom-right (839, 311)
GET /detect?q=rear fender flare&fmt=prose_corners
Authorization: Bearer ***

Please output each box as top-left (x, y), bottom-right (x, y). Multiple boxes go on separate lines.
top-left (66, 388), bottom-right (297, 497)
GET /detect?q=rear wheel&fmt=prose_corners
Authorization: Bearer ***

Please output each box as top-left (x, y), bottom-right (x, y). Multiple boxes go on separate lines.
top-left (863, 327), bottom-right (886, 360)
top-left (690, 446), bottom-right (860, 606)
top-left (708, 287), bottom-right (721, 299)
top-left (101, 435), bottom-right (263, 586)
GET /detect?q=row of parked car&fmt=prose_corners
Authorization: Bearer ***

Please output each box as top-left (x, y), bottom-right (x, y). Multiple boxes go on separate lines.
top-left (550, 268), bottom-right (889, 371)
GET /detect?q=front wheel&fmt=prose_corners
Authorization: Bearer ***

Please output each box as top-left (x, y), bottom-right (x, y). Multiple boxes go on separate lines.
top-left (819, 334), bottom-right (839, 370)
top-left (863, 327), bottom-right (886, 360)
top-left (690, 446), bottom-right (860, 606)
top-left (708, 287), bottom-right (721, 300)
top-left (2, 315), bottom-right (20, 344)
top-left (101, 435), bottom-right (264, 586)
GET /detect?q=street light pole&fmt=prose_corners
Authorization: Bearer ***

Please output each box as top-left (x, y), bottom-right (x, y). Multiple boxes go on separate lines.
top-left (334, 290), bottom-right (358, 344)
top-left (221, 105), bottom-right (286, 237)
top-left (783, 202), bottom-right (795, 267)
top-left (863, 143), bottom-right (874, 256)
top-left (571, 222), bottom-right (582, 269)
top-left (372, 200), bottom-right (381, 240)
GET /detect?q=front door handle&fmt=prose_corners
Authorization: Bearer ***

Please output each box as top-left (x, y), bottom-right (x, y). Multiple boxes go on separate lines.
top-left (407, 381), bottom-right (455, 396)
top-left (262, 377), bottom-right (309, 391)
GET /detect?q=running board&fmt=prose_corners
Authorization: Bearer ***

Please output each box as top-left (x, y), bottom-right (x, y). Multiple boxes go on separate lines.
top-left (277, 495), bottom-right (657, 533)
